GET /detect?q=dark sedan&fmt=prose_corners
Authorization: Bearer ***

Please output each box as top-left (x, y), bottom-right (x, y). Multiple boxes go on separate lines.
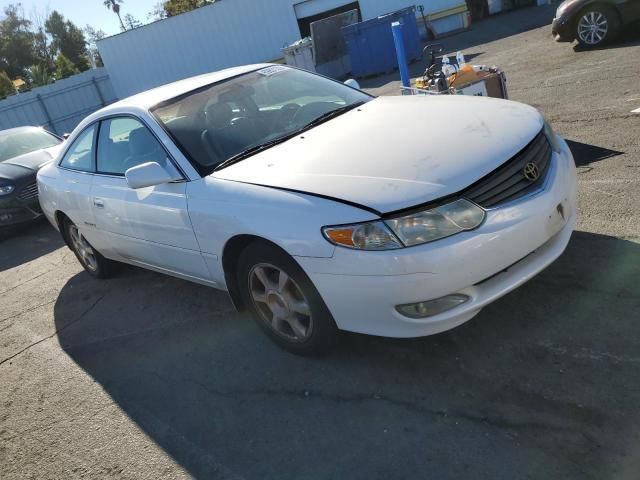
top-left (0, 127), bottom-right (63, 229)
top-left (552, 0), bottom-right (640, 47)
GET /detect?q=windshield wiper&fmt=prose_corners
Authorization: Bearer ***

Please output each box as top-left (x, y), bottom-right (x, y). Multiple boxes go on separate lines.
top-left (299, 101), bottom-right (366, 131)
top-left (213, 132), bottom-right (300, 172)
top-left (213, 101), bottom-right (366, 172)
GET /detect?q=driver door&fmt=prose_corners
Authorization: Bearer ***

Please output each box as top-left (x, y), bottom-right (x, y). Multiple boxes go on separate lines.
top-left (90, 116), bottom-right (211, 282)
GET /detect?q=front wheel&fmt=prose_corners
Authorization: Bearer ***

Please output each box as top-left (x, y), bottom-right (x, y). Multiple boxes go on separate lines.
top-left (237, 242), bottom-right (337, 354)
top-left (64, 218), bottom-right (116, 278)
top-left (575, 7), bottom-right (619, 47)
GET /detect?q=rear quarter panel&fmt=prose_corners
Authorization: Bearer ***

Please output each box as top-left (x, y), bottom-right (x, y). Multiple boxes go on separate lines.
top-left (37, 163), bottom-right (95, 235)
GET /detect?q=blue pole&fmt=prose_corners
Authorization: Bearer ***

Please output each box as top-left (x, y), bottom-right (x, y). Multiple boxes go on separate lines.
top-left (392, 21), bottom-right (410, 88)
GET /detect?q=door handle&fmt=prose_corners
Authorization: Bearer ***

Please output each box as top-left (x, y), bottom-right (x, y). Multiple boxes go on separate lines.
top-left (93, 198), bottom-right (105, 209)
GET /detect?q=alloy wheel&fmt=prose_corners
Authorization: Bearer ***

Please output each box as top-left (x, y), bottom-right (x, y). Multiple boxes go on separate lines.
top-left (69, 224), bottom-right (98, 272)
top-left (577, 11), bottom-right (608, 45)
top-left (249, 263), bottom-right (313, 342)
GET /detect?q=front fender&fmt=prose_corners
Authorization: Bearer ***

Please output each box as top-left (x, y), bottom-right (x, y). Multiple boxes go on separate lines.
top-left (186, 177), bottom-right (377, 283)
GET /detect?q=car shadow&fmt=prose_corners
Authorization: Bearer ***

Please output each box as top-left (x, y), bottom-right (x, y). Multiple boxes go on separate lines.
top-left (566, 139), bottom-right (623, 167)
top-left (52, 230), bottom-right (640, 479)
top-left (0, 220), bottom-right (64, 272)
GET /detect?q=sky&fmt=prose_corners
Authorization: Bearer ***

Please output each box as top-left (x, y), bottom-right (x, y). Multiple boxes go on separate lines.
top-left (0, 0), bottom-right (159, 37)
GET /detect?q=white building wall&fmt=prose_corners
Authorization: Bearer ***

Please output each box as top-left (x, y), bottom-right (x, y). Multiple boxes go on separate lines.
top-left (98, 0), bottom-right (461, 98)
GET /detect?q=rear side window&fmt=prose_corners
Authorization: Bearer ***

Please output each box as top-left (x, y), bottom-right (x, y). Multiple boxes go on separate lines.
top-left (60, 125), bottom-right (96, 172)
top-left (96, 117), bottom-right (168, 175)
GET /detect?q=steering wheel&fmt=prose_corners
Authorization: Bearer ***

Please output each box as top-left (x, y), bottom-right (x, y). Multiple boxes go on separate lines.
top-left (230, 116), bottom-right (251, 127)
top-left (290, 101), bottom-right (337, 126)
top-left (276, 103), bottom-right (301, 129)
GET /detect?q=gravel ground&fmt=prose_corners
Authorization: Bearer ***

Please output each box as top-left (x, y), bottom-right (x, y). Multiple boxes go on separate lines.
top-left (1, 6), bottom-right (639, 479)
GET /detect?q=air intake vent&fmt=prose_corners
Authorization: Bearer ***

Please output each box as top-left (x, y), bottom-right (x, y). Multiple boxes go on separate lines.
top-left (17, 182), bottom-right (39, 201)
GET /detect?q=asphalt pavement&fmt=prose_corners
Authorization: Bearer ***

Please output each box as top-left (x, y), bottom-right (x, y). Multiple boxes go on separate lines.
top-left (1, 6), bottom-right (639, 479)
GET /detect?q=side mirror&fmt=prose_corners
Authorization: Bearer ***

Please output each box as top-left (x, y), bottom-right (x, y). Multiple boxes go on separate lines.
top-left (125, 161), bottom-right (182, 189)
top-left (344, 78), bottom-right (361, 90)
top-left (62, 133), bottom-right (70, 140)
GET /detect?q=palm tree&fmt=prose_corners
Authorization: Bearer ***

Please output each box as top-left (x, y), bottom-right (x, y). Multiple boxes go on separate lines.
top-left (103, 0), bottom-right (125, 31)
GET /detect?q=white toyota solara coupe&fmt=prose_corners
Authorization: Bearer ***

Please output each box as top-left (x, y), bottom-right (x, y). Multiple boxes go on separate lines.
top-left (37, 64), bottom-right (577, 353)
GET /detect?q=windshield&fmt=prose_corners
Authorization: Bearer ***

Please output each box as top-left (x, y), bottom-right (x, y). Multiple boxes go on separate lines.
top-left (151, 66), bottom-right (371, 175)
top-left (0, 129), bottom-right (61, 163)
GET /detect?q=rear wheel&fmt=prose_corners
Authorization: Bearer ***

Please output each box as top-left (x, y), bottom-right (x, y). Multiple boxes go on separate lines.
top-left (575, 6), bottom-right (619, 47)
top-left (64, 218), bottom-right (116, 278)
top-left (237, 242), bottom-right (337, 354)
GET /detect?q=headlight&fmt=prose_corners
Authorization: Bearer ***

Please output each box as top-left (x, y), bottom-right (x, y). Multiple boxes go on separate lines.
top-left (543, 119), bottom-right (561, 153)
top-left (385, 199), bottom-right (485, 246)
top-left (0, 184), bottom-right (15, 196)
top-left (323, 198), bottom-right (485, 250)
top-left (323, 221), bottom-right (402, 250)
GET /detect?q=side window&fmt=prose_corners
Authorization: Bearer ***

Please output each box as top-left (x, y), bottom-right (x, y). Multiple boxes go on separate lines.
top-left (60, 125), bottom-right (96, 172)
top-left (97, 117), bottom-right (168, 176)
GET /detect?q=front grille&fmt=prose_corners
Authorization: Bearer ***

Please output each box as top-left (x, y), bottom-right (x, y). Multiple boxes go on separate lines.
top-left (463, 130), bottom-right (552, 208)
top-left (17, 182), bottom-right (39, 201)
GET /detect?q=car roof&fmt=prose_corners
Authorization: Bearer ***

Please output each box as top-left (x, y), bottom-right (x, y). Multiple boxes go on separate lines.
top-left (106, 63), bottom-right (270, 111)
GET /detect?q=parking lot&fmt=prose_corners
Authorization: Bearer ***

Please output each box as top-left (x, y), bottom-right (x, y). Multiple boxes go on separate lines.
top-left (1, 6), bottom-right (639, 479)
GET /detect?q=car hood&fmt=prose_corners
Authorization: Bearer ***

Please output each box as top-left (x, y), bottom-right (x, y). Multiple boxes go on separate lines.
top-left (0, 145), bottom-right (62, 181)
top-left (212, 95), bottom-right (543, 214)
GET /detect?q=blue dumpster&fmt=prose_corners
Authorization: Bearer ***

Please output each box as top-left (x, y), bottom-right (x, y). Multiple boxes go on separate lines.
top-left (342, 7), bottom-right (421, 78)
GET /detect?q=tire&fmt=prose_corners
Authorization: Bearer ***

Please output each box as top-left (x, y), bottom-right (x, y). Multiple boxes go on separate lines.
top-left (575, 6), bottom-right (620, 47)
top-left (64, 218), bottom-right (117, 279)
top-left (237, 241), bottom-right (337, 354)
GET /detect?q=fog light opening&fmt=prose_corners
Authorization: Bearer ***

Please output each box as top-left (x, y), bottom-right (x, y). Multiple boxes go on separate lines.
top-left (396, 294), bottom-right (470, 319)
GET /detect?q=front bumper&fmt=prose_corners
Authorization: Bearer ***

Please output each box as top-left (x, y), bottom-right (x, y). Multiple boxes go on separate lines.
top-left (0, 199), bottom-right (43, 228)
top-left (552, 17), bottom-right (574, 42)
top-left (296, 136), bottom-right (577, 337)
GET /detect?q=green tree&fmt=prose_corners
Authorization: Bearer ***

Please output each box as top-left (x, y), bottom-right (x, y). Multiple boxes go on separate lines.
top-left (103, 0), bottom-right (125, 31)
top-left (33, 27), bottom-right (55, 73)
top-left (54, 53), bottom-right (79, 80)
top-left (30, 9), bottom-right (56, 76)
top-left (0, 4), bottom-right (37, 80)
top-left (122, 13), bottom-right (142, 30)
top-left (0, 70), bottom-right (16, 98)
top-left (28, 63), bottom-right (52, 87)
top-left (155, 0), bottom-right (213, 18)
top-left (147, 3), bottom-right (167, 20)
top-left (45, 11), bottom-right (90, 72)
top-left (84, 25), bottom-right (106, 68)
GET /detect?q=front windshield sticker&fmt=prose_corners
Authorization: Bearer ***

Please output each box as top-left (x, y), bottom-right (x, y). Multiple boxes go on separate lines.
top-left (257, 65), bottom-right (289, 77)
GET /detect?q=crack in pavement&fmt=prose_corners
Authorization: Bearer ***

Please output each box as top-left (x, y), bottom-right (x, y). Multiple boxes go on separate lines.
top-left (0, 269), bottom-right (56, 296)
top-left (1, 400), bottom-right (118, 441)
top-left (170, 372), bottom-right (590, 436)
top-left (0, 299), bottom-right (56, 326)
top-left (0, 322), bottom-right (14, 333)
top-left (540, 342), bottom-right (640, 365)
top-left (0, 294), bottom-right (105, 368)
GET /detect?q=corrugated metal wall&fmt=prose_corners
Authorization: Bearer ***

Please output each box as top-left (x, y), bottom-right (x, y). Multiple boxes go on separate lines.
top-left (98, 0), bottom-right (463, 99)
top-left (98, 0), bottom-right (301, 98)
top-left (0, 68), bottom-right (117, 135)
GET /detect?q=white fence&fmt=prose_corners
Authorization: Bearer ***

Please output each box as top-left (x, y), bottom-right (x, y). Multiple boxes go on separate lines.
top-left (0, 68), bottom-right (117, 136)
